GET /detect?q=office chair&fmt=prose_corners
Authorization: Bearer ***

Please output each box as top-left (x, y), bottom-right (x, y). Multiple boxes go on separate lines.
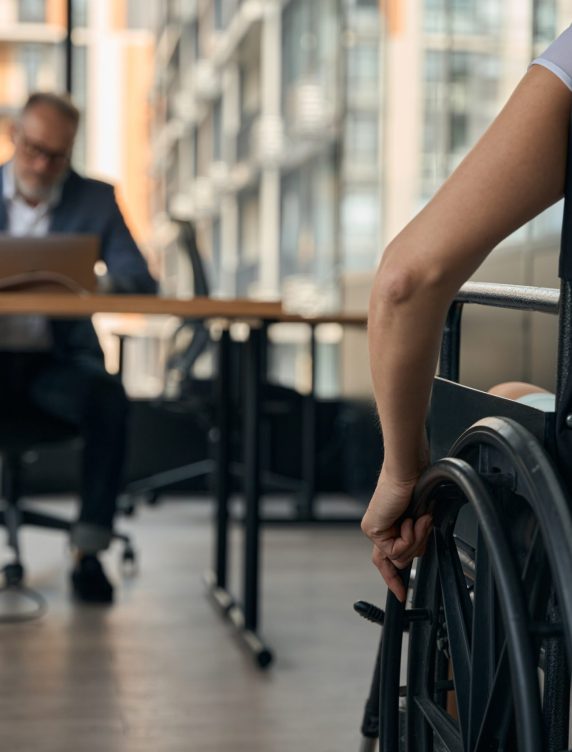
top-left (120, 220), bottom-right (215, 508)
top-left (122, 220), bottom-right (305, 509)
top-left (0, 405), bottom-right (135, 618)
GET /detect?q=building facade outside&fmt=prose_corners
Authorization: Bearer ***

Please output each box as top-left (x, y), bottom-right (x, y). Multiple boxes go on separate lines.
top-left (152, 0), bottom-right (572, 397)
top-left (151, 0), bottom-right (380, 395)
top-left (0, 0), bottom-right (568, 396)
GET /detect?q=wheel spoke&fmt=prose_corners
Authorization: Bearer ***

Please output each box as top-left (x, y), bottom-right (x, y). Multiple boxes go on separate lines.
top-left (435, 528), bottom-right (473, 747)
top-left (468, 528), bottom-right (497, 751)
top-left (473, 643), bottom-right (514, 752)
top-left (414, 695), bottom-right (463, 752)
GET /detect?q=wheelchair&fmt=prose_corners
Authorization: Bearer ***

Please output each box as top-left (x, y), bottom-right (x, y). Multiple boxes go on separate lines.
top-left (357, 122), bottom-right (572, 751)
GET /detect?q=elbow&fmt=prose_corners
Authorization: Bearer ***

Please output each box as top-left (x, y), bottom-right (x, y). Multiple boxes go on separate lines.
top-left (368, 240), bottom-right (450, 324)
top-left (368, 250), bottom-right (420, 327)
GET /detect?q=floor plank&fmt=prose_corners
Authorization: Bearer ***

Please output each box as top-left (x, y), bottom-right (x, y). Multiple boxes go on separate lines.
top-left (0, 496), bottom-right (387, 752)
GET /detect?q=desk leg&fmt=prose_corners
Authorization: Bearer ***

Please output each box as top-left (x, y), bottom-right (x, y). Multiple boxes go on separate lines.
top-left (227, 325), bottom-right (273, 668)
top-left (204, 328), bottom-right (234, 612)
top-left (243, 325), bottom-right (262, 630)
top-left (299, 325), bottom-right (317, 520)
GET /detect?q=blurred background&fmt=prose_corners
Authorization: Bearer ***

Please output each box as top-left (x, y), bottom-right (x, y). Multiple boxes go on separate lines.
top-left (0, 0), bottom-right (569, 397)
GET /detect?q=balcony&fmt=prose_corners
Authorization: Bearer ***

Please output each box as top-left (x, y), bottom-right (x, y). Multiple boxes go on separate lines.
top-left (237, 113), bottom-right (285, 167)
top-left (193, 59), bottom-right (221, 101)
top-left (285, 80), bottom-right (338, 139)
top-left (236, 112), bottom-right (257, 163)
top-left (190, 177), bottom-right (216, 218)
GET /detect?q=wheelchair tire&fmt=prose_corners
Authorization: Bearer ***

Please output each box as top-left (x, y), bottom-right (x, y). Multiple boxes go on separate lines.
top-left (379, 417), bottom-right (572, 752)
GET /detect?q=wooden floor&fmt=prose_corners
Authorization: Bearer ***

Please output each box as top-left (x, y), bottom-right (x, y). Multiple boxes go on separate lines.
top-left (0, 496), bottom-right (387, 752)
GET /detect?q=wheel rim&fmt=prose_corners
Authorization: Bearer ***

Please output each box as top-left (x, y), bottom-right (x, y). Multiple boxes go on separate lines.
top-left (380, 417), bottom-right (572, 752)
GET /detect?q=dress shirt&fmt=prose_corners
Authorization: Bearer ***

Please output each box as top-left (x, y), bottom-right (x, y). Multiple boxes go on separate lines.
top-left (0, 162), bottom-right (65, 350)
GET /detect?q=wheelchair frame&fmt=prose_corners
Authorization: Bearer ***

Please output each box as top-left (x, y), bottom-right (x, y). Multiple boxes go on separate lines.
top-left (358, 114), bottom-right (572, 751)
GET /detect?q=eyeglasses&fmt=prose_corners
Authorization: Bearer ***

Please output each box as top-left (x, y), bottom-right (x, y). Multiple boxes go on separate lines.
top-left (16, 132), bottom-right (71, 168)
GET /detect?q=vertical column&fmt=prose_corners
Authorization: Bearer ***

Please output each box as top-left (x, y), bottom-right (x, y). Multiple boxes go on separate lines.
top-left (220, 196), bottom-right (239, 297)
top-left (256, 0), bottom-right (282, 300)
top-left (258, 169), bottom-right (280, 297)
top-left (220, 63), bottom-right (240, 298)
top-left (382, 0), bottom-right (422, 247)
top-left (86, 0), bottom-right (123, 181)
top-left (500, 0), bottom-right (533, 102)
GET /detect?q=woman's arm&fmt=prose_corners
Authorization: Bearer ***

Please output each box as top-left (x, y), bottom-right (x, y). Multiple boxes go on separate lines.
top-left (363, 64), bottom-right (572, 602)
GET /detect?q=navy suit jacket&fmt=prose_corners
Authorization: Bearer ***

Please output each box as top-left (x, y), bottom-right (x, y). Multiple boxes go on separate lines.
top-left (0, 165), bottom-right (158, 363)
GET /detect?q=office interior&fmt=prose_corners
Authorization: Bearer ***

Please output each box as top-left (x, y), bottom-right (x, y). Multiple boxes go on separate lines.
top-left (0, 1), bottom-right (569, 750)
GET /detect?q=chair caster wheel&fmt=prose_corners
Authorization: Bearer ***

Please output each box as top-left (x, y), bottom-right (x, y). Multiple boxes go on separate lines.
top-left (121, 544), bottom-right (138, 576)
top-left (147, 492), bottom-right (160, 507)
top-left (4, 562), bottom-right (24, 587)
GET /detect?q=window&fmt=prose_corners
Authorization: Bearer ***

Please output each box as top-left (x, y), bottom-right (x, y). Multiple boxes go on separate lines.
top-left (72, 0), bottom-right (88, 27)
top-left (19, 44), bottom-right (44, 91)
top-left (213, 99), bottom-right (222, 161)
top-left (533, 0), bottom-right (557, 46)
top-left (346, 42), bottom-right (378, 86)
top-left (214, 0), bottom-right (239, 29)
top-left (340, 190), bottom-right (379, 272)
top-left (345, 112), bottom-right (378, 164)
top-left (19, 0), bottom-right (45, 23)
top-left (280, 154), bottom-right (337, 283)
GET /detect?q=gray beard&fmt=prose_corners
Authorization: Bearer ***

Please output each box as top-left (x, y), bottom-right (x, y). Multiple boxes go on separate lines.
top-left (15, 173), bottom-right (65, 205)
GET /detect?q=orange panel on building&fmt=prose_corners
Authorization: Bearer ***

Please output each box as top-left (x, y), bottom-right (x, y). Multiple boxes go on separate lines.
top-left (380, 0), bottom-right (405, 36)
top-left (46, 0), bottom-right (67, 28)
top-left (121, 41), bottom-right (154, 244)
top-left (111, 0), bottom-right (127, 31)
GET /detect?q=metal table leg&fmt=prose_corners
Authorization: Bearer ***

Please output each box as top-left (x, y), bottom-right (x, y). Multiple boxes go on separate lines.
top-left (204, 328), bottom-right (234, 612)
top-left (227, 325), bottom-right (273, 667)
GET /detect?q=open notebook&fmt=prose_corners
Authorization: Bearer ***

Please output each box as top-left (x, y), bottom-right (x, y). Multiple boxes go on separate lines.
top-left (0, 234), bottom-right (99, 294)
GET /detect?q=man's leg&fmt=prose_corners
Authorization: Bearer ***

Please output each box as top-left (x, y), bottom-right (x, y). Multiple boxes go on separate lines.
top-left (29, 356), bottom-right (129, 602)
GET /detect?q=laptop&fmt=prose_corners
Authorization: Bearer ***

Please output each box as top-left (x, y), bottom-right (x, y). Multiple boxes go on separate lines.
top-left (0, 234), bottom-right (100, 294)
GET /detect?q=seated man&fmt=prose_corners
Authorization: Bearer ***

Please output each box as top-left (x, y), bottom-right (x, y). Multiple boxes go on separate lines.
top-left (0, 92), bottom-right (157, 603)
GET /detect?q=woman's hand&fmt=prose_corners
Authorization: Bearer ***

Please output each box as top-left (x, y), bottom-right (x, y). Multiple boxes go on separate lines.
top-left (361, 469), bottom-right (433, 602)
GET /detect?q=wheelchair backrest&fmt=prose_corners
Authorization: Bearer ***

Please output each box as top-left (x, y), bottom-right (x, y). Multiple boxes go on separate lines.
top-left (554, 110), bottom-right (572, 488)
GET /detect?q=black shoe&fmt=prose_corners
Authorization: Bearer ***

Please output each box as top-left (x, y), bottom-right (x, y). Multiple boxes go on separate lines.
top-left (71, 555), bottom-right (114, 604)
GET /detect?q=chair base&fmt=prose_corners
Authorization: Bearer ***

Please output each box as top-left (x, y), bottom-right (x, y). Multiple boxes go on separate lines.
top-left (0, 504), bottom-right (136, 577)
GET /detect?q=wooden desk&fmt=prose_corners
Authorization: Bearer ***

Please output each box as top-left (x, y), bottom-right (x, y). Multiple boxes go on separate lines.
top-left (0, 293), bottom-right (367, 667)
top-left (0, 293), bottom-right (282, 318)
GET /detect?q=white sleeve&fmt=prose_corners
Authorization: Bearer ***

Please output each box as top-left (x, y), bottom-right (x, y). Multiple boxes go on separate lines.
top-left (530, 24), bottom-right (572, 91)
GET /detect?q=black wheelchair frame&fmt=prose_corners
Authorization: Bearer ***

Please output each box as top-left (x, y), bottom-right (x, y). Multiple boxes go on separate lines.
top-left (357, 114), bottom-right (572, 751)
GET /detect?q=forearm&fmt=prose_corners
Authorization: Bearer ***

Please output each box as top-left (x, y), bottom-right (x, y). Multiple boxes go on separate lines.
top-left (368, 273), bottom-right (445, 481)
top-left (369, 65), bottom-right (571, 483)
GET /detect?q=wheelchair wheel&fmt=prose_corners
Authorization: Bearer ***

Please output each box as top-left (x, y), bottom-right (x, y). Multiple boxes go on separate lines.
top-left (379, 417), bottom-right (572, 752)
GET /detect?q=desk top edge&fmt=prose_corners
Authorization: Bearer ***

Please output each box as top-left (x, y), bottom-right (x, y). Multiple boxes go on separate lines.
top-left (0, 294), bottom-right (367, 324)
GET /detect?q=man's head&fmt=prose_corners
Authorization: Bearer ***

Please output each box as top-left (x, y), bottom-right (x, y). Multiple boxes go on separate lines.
top-left (11, 92), bottom-right (79, 205)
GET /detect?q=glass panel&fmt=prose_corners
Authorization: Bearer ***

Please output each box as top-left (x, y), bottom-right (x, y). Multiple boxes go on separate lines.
top-left (127, 0), bottom-right (157, 29)
top-left (73, 0), bottom-right (88, 27)
top-left (212, 98), bottom-right (222, 161)
top-left (341, 190), bottom-right (379, 272)
top-left (280, 153), bottom-right (337, 286)
top-left (72, 45), bottom-right (87, 170)
top-left (214, 0), bottom-right (240, 29)
top-left (345, 112), bottom-right (378, 164)
top-left (19, 44), bottom-right (45, 90)
top-left (19, 0), bottom-right (45, 23)
top-left (533, 0), bottom-right (557, 46)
